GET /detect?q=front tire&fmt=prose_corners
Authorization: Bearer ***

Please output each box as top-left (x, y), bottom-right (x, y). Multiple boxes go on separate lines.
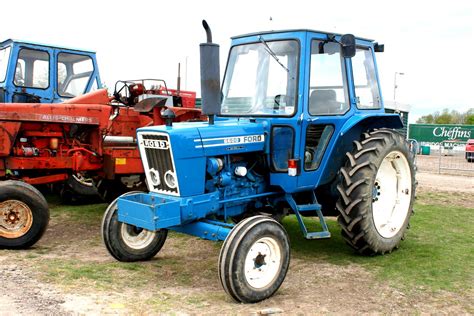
top-left (218, 216), bottom-right (290, 303)
top-left (336, 129), bottom-right (416, 255)
top-left (0, 181), bottom-right (49, 249)
top-left (102, 191), bottom-right (167, 262)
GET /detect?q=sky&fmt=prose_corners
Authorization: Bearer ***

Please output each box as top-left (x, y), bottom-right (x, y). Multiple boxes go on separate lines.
top-left (1, 0), bottom-right (472, 122)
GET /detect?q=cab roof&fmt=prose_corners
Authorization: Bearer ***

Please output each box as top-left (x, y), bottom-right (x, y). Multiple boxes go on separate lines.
top-left (232, 29), bottom-right (375, 43)
top-left (0, 39), bottom-right (96, 54)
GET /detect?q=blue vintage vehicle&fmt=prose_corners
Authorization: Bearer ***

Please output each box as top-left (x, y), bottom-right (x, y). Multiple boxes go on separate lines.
top-left (102, 21), bottom-right (416, 303)
top-left (0, 39), bottom-right (102, 103)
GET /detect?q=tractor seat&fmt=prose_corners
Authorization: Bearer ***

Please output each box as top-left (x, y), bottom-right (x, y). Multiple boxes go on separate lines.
top-left (133, 96), bottom-right (168, 112)
top-left (309, 89), bottom-right (341, 115)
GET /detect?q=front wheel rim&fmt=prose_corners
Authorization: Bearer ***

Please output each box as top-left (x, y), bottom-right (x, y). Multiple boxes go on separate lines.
top-left (0, 200), bottom-right (34, 239)
top-left (244, 237), bottom-right (282, 289)
top-left (372, 151), bottom-right (412, 238)
top-left (120, 224), bottom-right (157, 250)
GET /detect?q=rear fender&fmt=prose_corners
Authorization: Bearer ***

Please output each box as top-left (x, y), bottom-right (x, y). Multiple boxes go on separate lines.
top-left (319, 113), bottom-right (403, 186)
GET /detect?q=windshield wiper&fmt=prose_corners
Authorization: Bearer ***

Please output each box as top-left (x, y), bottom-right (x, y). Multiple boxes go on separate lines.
top-left (259, 36), bottom-right (289, 73)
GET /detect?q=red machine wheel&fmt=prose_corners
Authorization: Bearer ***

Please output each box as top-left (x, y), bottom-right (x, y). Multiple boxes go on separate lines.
top-left (0, 181), bottom-right (50, 249)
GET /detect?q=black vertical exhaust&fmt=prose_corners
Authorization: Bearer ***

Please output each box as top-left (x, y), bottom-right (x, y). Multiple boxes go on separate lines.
top-left (200, 20), bottom-right (220, 125)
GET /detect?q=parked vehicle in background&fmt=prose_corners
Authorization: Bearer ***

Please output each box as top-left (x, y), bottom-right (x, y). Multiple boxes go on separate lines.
top-left (466, 139), bottom-right (474, 162)
top-left (0, 39), bottom-right (102, 103)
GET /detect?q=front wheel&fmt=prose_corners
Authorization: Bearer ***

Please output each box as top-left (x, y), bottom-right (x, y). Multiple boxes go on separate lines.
top-left (218, 216), bottom-right (290, 303)
top-left (0, 181), bottom-right (49, 249)
top-left (102, 191), bottom-right (167, 262)
top-left (336, 129), bottom-right (416, 255)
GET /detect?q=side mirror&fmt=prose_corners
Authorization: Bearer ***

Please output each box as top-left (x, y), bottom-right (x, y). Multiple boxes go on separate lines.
top-left (340, 34), bottom-right (356, 58)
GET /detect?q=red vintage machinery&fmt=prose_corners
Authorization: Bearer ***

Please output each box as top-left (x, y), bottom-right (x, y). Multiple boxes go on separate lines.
top-left (0, 79), bottom-right (203, 248)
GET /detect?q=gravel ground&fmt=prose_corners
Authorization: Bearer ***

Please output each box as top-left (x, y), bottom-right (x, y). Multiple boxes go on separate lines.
top-left (0, 262), bottom-right (67, 315)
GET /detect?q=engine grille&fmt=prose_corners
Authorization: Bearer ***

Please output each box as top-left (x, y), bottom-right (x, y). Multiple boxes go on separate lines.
top-left (138, 132), bottom-right (179, 195)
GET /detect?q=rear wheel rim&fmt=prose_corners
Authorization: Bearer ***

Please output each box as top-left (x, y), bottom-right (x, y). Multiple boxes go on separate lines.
top-left (244, 236), bottom-right (282, 289)
top-left (372, 151), bottom-right (412, 238)
top-left (0, 200), bottom-right (34, 239)
top-left (120, 224), bottom-right (156, 250)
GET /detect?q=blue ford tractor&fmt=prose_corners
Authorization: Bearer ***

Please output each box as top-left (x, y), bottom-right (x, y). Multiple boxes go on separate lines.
top-left (102, 21), bottom-right (415, 303)
top-left (0, 39), bottom-right (102, 103)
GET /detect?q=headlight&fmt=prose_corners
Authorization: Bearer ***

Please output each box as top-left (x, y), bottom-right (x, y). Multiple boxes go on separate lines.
top-left (164, 170), bottom-right (177, 189)
top-left (149, 168), bottom-right (161, 186)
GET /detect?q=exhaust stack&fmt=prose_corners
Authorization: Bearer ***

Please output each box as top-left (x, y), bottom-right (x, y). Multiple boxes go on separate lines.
top-left (200, 20), bottom-right (220, 125)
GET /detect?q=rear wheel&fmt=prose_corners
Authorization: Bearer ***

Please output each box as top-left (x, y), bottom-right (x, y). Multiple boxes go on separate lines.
top-left (102, 191), bottom-right (167, 262)
top-left (218, 216), bottom-right (290, 303)
top-left (336, 129), bottom-right (416, 255)
top-left (0, 181), bottom-right (49, 249)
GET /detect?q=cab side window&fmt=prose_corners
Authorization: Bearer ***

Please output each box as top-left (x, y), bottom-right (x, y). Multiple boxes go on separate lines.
top-left (57, 53), bottom-right (94, 97)
top-left (352, 48), bottom-right (381, 109)
top-left (309, 40), bottom-right (349, 115)
top-left (0, 47), bottom-right (11, 82)
top-left (14, 49), bottom-right (49, 89)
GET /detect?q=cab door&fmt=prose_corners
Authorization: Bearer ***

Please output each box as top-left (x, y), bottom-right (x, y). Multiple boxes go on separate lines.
top-left (297, 37), bottom-right (352, 189)
top-left (11, 44), bottom-right (54, 103)
top-left (53, 49), bottom-right (99, 102)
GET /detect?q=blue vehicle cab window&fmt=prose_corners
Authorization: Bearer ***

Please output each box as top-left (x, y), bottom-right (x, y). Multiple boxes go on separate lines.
top-left (309, 40), bottom-right (349, 116)
top-left (304, 124), bottom-right (334, 171)
top-left (271, 126), bottom-right (295, 171)
top-left (57, 52), bottom-right (94, 97)
top-left (352, 47), bottom-right (381, 109)
top-left (221, 40), bottom-right (299, 117)
top-left (14, 48), bottom-right (50, 89)
top-left (0, 46), bottom-right (10, 82)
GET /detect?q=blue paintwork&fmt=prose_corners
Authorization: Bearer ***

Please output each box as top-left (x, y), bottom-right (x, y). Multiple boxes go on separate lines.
top-left (0, 39), bottom-right (102, 103)
top-left (117, 29), bottom-right (403, 240)
top-left (118, 191), bottom-right (220, 230)
top-left (171, 220), bottom-right (231, 241)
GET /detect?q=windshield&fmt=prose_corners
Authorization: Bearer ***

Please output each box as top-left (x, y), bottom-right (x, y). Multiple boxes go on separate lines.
top-left (221, 40), bottom-right (299, 116)
top-left (0, 47), bottom-right (11, 82)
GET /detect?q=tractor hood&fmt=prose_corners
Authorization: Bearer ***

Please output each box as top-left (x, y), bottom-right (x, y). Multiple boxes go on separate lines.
top-left (137, 119), bottom-right (266, 159)
top-left (196, 120), bottom-right (266, 156)
top-left (136, 119), bottom-right (266, 197)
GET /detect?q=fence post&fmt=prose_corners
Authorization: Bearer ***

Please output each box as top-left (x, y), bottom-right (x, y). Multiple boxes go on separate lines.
top-left (438, 143), bottom-right (442, 174)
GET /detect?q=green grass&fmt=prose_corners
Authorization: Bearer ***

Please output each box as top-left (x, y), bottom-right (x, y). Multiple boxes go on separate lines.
top-left (282, 193), bottom-right (474, 293)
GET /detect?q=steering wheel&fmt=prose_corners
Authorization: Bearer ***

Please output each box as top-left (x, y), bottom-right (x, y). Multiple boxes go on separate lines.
top-left (113, 81), bottom-right (132, 106)
top-left (274, 94), bottom-right (289, 110)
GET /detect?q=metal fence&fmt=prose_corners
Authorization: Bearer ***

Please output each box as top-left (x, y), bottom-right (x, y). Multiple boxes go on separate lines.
top-left (414, 141), bottom-right (474, 176)
top-left (437, 141), bottom-right (474, 175)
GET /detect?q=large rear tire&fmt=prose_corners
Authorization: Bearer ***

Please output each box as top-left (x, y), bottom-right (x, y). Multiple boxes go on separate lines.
top-left (0, 181), bottom-right (49, 249)
top-left (218, 216), bottom-right (290, 303)
top-left (102, 191), bottom-right (167, 262)
top-left (336, 129), bottom-right (416, 255)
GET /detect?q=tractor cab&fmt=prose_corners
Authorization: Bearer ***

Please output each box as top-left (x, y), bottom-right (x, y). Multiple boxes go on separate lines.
top-left (0, 39), bottom-right (102, 103)
top-left (217, 29), bottom-right (400, 192)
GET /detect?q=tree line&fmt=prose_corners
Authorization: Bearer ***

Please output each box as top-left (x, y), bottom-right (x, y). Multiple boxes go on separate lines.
top-left (416, 108), bottom-right (474, 125)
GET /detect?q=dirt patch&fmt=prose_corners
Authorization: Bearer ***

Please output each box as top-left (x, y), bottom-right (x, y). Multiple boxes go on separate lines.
top-left (416, 172), bottom-right (473, 208)
top-left (416, 172), bottom-right (474, 194)
top-left (0, 261), bottom-right (67, 315)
